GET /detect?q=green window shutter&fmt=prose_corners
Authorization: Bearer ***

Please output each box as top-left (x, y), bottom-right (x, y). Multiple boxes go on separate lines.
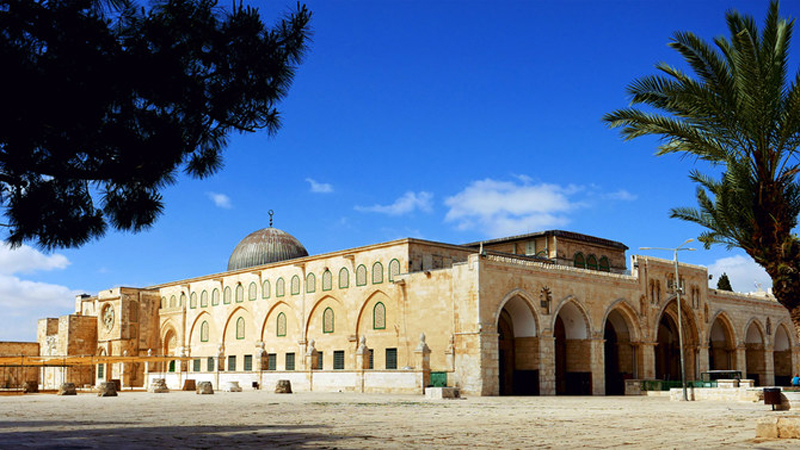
top-left (333, 350), bottom-right (345, 370)
top-left (193, 359), bottom-right (201, 372)
top-left (372, 262), bottom-right (383, 284)
top-left (267, 353), bottom-right (277, 370)
top-left (386, 348), bottom-right (397, 370)
top-left (262, 280), bottom-right (271, 299)
top-left (228, 355), bottom-right (236, 371)
top-left (306, 273), bottom-right (316, 293)
top-left (190, 292), bottom-right (197, 309)
top-left (373, 302), bottom-right (386, 330)
top-left (369, 349), bottom-right (374, 370)
top-left (97, 364), bottom-right (105, 379)
top-left (318, 351), bottom-right (323, 370)
top-left (169, 360), bottom-right (176, 372)
top-left (276, 312), bottom-right (287, 337)
top-left (244, 354), bottom-right (253, 371)
top-left (339, 268), bottom-right (349, 289)
top-left (200, 290), bottom-right (208, 307)
top-left (223, 287), bottom-right (232, 304)
top-left (291, 275), bottom-right (300, 295)
top-left (207, 357), bottom-right (215, 372)
top-left (323, 307), bottom-right (334, 333)
top-left (356, 265), bottom-right (367, 286)
top-left (276, 278), bottom-right (285, 297)
top-left (212, 289), bottom-right (220, 306)
top-left (388, 259), bottom-right (400, 282)
top-left (322, 270), bottom-right (332, 291)
top-left (286, 353), bottom-right (295, 371)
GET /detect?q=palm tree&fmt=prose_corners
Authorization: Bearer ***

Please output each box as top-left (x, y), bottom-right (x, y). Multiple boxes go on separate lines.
top-left (604, 1), bottom-right (800, 334)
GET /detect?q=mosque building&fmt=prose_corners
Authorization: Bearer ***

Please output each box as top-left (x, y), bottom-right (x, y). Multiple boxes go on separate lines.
top-left (18, 221), bottom-right (799, 395)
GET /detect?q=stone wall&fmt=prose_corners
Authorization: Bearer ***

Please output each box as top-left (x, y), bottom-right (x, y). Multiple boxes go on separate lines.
top-left (0, 341), bottom-right (39, 388)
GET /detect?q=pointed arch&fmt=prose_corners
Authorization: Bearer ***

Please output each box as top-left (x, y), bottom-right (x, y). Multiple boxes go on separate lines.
top-left (552, 296), bottom-right (592, 339)
top-left (188, 311), bottom-right (216, 345)
top-left (260, 300), bottom-right (300, 341)
top-left (221, 305), bottom-right (254, 344)
top-left (306, 294), bottom-right (344, 337)
top-left (494, 288), bottom-right (539, 337)
top-left (602, 299), bottom-right (641, 342)
top-left (355, 290), bottom-right (395, 337)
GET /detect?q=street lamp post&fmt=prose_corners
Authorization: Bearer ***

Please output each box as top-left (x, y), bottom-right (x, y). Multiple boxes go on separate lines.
top-left (640, 238), bottom-right (696, 401)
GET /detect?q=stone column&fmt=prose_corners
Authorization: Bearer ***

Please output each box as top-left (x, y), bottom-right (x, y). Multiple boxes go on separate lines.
top-left (590, 337), bottom-right (605, 396)
top-left (443, 334), bottom-right (455, 372)
top-left (697, 344), bottom-right (710, 375)
top-left (640, 342), bottom-right (657, 379)
top-left (539, 335), bottom-right (556, 396)
top-left (479, 329), bottom-right (499, 396)
top-left (736, 345), bottom-right (747, 377)
top-left (414, 334), bottom-right (432, 393)
top-left (215, 344), bottom-right (224, 390)
top-left (355, 337), bottom-right (370, 393)
top-left (305, 339), bottom-right (318, 392)
top-left (764, 345), bottom-right (776, 386)
top-left (254, 341), bottom-right (265, 371)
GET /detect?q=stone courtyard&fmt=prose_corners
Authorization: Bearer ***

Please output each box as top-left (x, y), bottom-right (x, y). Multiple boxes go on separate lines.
top-left (1, 391), bottom-right (799, 448)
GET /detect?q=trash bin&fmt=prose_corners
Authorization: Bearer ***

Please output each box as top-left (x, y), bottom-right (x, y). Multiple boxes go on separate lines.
top-left (764, 387), bottom-right (782, 410)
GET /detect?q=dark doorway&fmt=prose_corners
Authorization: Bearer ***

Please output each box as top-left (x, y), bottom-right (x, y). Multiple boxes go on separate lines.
top-left (498, 312), bottom-right (515, 395)
top-left (604, 321), bottom-right (623, 395)
top-left (656, 315), bottom-right (680, 381)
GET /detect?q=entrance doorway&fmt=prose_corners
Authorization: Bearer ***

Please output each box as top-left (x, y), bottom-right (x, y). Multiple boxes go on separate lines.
top-left (554, 301), bottom-right (591, 395)
top-left (496, 295), bottom-right (539, 395)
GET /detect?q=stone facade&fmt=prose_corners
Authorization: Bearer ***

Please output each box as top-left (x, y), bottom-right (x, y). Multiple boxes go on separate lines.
top-left (0, 341), bottom-right (39, 388)
top-left (27, 229), bottom-right (800, 396)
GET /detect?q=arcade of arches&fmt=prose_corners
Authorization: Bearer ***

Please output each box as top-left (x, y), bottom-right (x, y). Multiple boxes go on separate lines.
top-left (29, 228), bottom-right (799, 396)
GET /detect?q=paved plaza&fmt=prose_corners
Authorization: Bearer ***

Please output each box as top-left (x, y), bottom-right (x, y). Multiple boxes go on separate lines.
top-left (0, 391), bottom-right (798, 449)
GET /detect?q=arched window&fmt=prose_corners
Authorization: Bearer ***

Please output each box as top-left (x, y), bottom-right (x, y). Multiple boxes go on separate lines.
top-left (586, 254), bottom-right (598, 270)
top-left (339, 268), bottom-right (349, 289)
top-left (323, 307), bottom-right (334, 333)
top-left (291, 275), bottom-right (301, 295)
top-left (160, 297), bottom-right (166, 308)
top-left (322, 270), bottom-right (332, 291)
top-left (372, 262), bottom-right (383, 284)
top-left (598, 256), bottom-right (610, 272)
top-left (276, 278), bottom-right (285, 297)
top-left (262, 280), bottom-right (271, 299)
top-left (236, 317), bottom-right (245, 340)
top-left (179, 293), bottom-right (186, 307)
top-left (356, 265), bottom-right (367, 286)
top-left (200, 290), bottom-right (208, 308)
top-left (373, 302), bottom-right (386, 330)
top-left (389, 259), bottom-right (400, 282)
top-left (235, 284), bottom-right (244, 303)
top-left (200, 321), bottom-right (209, 342)
top-left (224, 287), bottom-right (232, 304)
top-left (306, 273), bottom-right (316, 293)
top-left (248, 282), bottom-right (258, 301)
top-left (212, 288), bottom-right (220, 306)
top-left (573, 253), bottom-right (585, 269)
top-left (277, 312), bottom-right (287, 337)
top-left (169, 295), bottom-right (177, 308)
top-left (190, 292), bottom-right (197, 309)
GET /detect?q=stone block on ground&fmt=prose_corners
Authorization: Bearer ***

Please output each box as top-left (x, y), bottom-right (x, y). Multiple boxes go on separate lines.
top-left (97, 381), bottom-right (118, 397)
top-left (196, 381), bottom-right (214, 395)
top-left (182, 379), bottom-right (196, 391)
top-left (22, 381), bottom-right (38, 393)
top-left (425, 387), bottom-right (460, 399)
top-left (149, 378), bottom-right (169, 393)
top-left (275, 379), bottom-right (292, 394)
top-left (756, 416), bottom-right (800, 439)
top-left (58, 383), bottom-right (77, 396)
top-left (222, 381), bottom-right (242, 392)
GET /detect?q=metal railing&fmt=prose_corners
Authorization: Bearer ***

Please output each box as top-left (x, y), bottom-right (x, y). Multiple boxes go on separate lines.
top-left (641, 379), bottom-right (717, 391)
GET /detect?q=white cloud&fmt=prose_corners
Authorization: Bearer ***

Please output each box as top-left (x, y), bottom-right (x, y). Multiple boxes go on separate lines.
top-left (0, 244), bottom-right (69, 274)
top-left (602, 189), bottom-right (638, 201)
top-left (707, 254), bottom-right (772, 293)
top-left (206, 192), bottom-right (233, 209)
top-left (0, 245), bottom-right (80, 341)
top-left (355, 191), bottom-right (434, 216)
top-left (444, 179), bottom-right (579, 236)
top-left (306, 178), bottom-right (334, 194)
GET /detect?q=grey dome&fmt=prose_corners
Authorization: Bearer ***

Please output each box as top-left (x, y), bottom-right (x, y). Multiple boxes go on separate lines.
top-left (227, 227), bottom-right (308, 271)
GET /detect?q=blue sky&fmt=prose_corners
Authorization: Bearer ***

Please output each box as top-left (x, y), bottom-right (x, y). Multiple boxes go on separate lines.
top-left (3, 0), bottom-right (796, 341)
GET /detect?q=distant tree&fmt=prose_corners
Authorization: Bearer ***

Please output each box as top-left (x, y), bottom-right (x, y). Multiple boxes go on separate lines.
top-left (0, 0), bottom-right (311, 249)
top-left (604, 2), bottom-right (800, 333)
top-left (717, 273), bottom-right (733, 291)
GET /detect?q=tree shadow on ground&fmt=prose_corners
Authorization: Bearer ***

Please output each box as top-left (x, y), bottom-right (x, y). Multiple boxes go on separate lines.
top-left (0, 422), bottom-right (371, 449)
